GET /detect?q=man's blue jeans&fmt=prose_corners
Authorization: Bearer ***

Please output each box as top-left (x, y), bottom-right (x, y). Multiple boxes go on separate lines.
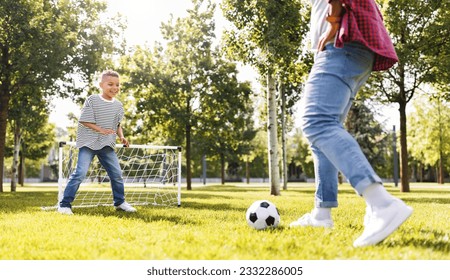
top-left (59, 146), bottom-right (125, 208)
top-left (299, 42), bottom-right (382, 208)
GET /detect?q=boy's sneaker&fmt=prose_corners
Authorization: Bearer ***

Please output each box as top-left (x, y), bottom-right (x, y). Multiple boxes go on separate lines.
top-left (353, 199), bottom-right (413, 247)
top-left (289, 213), bottom-right (334, 228)
top-left (115, 201), bottom-right (137, 212)
top-left (57, 207), bottom-right (73, 215)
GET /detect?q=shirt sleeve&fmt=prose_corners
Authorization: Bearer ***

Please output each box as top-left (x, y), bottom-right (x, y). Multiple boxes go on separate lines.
top-left (79, 97), bottom-right (96, 124)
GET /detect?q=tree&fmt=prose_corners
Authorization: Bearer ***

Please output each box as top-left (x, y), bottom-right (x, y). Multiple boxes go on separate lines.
top-left (408, 92), bottom-right (450, 184)
top-left (0, 0), bottom-right (124, 192)
top-left (248, 130), bottom-right (270, 179)
top-left (287, 128), bottom-right (314, 179)
top-left (222, 0), bottom-right (308, 195)
top-left (7, 87), bottom-right (51, 190)
top-left (122, 0), bottom-right (216, 191)
top-left (345, 98), bottom-right (389, 178)
top-left (195, 53), bottom-right (256, 184)
top-left (122, 0), bottom-right (255, 189)
top-left (19, 123), bottom-right (56, 186)
top-left (371, 0), bottom-right (450, 191)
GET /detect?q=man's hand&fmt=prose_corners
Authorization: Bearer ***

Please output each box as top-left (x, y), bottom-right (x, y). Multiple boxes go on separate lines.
top-left (317, 21), bottom-right (340, 52)
top-left (318, 0), bottom-right (345, 52)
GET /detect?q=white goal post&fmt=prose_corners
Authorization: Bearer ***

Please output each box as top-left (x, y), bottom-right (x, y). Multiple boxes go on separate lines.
top-left (44, 141), bottom-right (182, 210)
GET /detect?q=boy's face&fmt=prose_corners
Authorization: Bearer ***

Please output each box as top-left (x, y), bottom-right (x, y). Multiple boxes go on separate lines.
top-left (99, 75), bottom-right (120, 100)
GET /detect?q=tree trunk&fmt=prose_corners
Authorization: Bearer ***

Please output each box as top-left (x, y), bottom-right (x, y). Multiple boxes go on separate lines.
top-left (0, 93), bottom-right (8, 192)
top-left (0, 46), bottom-right (12, 192)
top-left (19, 151), bottom-right (25, 186)
top-left (280, 80), bottom-right (287, 191)
top-left (11, 122), bottom-right (22, 192)
top-left (220, 152), bottom-right (225, 185)
top-left (246, 157), bottom-right (250, 184)
top-left (267, 72), bottom-right (280, 195)
top-left (399, 101), bottom-right (410, 192)
top-left (392, 125), bottom-right (399, 186)
top-left (0, 94), bottom-right (11, 192)
top-left (202, 154), bottom-right (206, 185)
top-left (186, 123), bottom-right (192, 190)
top-left (437, 98), bottom-right (444, 184)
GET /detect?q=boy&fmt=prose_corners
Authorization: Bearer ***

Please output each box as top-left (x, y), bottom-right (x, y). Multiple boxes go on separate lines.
top-left (58, 70), bottom-right (136, 215)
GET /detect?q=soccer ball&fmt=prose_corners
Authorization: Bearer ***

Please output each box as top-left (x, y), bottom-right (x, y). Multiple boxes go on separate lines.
top-left (246, 200), bottom-right (280, 230)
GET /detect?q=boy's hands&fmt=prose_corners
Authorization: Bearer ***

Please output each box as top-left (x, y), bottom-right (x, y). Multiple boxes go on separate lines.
top-left (80, 121), bottom-right (129, 147)
top-left (98, 128), bottom-right (116, 135)
top-left (120, 136), bottom-right (129, 147)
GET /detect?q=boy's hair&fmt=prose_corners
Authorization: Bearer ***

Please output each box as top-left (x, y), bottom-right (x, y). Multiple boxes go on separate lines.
top-left (101, 70), bottom-right (120, 80)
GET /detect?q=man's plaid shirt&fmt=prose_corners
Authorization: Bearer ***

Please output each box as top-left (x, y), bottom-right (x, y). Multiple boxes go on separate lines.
top-left (335, 0), bottom-right (398, 71)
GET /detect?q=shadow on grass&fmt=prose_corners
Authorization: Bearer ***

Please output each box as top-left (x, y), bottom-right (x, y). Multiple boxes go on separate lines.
top-left (385, 229), bottom-right (450, 254)
top-left (191, 185), bottom-right (265, 192)
top-left (79, 208), bottom-right (198, 226)
top-left (401, 189), bottom-right (450, 195)
top-left (0, 191), bottom-right (58, 213)
top-left (402, 197), bottom-right (450, 205)
top-left (181, 200), bottom-right (248, 212)
top-left (62, 198), bottom-right (249, 226)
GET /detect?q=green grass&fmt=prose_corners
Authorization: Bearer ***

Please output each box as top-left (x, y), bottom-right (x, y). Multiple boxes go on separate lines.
top-left (0, 183), bottom-right (449, 260)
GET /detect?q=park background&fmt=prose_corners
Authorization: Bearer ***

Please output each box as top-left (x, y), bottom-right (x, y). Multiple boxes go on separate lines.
top-left (0, 0), bottom-right (449, 270)
top-left (1, 0), bottom-right (449, 193)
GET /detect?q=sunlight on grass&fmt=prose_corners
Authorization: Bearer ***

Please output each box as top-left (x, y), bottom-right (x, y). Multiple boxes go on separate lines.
top-left (0, 183), bottom-right (448, 260)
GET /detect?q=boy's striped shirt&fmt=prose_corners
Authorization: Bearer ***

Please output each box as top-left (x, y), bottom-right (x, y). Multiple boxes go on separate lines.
top-left (76, 94), bottom-right (124, 150)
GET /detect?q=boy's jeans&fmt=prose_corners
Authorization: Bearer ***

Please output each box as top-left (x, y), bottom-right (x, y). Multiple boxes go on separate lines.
top-left (299, 42), bottom-right (382, 208)
top-left (59, 146), bottom-right (125, 208)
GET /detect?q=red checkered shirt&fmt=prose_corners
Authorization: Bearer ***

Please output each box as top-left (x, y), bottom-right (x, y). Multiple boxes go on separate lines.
top-left (336, 0), bottom-right (398, 71)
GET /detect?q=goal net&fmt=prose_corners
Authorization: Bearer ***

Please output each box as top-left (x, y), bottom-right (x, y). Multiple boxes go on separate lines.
top-left (44, 141), bottom-right (182, 210)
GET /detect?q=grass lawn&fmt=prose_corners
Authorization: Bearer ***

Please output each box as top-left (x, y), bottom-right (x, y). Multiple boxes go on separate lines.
top-left (0, 183), bottom-right (448, 260)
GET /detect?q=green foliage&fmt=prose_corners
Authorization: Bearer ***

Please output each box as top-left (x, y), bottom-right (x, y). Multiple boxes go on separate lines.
top-left (376, 0), bottom-right (450, 102)
top-left (0, 0), bottom-right (125, 191)
top-left (221, 0), bottom-right (311, 113)
top-left (408, 93), bottom-right (450, 171)
top-left (221, 0), bottom-right (307, 73)
top-left (247, 130), bottom-right (269, 178)
top-left (0, 184), bottom-right (448, 259)
top-left (122, 1), bottom-right (217, 146)
top-left (195, 56), bottom-right (256, 159)
top-left (121, 1), bottom-right (257, 184)
top-left (0, 0), bottom-right (124, 98)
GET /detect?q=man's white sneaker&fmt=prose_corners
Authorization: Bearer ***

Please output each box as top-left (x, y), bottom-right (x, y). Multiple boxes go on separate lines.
top-left (115, 201), bottom-right (137, 212)
top-left (353, 199), bottom-right (413, 247)
top-left (57, 207), bottom-right (73, 215)
top-left (289, 213), bottom-right (334, 228)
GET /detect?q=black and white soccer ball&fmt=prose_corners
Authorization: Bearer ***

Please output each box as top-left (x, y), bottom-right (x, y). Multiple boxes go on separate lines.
top-left (246, 200), bottom-right (280, 230)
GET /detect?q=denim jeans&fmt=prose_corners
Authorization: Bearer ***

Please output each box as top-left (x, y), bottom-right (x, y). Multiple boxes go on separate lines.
top-left (299, 42), bottom-right (382, 208)
top-left (59, 146), bottom-right (125, 208)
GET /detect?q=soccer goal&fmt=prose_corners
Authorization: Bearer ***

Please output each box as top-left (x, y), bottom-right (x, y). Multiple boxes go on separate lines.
top-left (43, 141), bottom-right (182, 210)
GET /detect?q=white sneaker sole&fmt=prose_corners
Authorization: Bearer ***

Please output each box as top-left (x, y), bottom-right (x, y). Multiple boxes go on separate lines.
top-left (289, 213), bottom-right (334, 228)
top-left (115, 207), bottom-right (137, 212)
